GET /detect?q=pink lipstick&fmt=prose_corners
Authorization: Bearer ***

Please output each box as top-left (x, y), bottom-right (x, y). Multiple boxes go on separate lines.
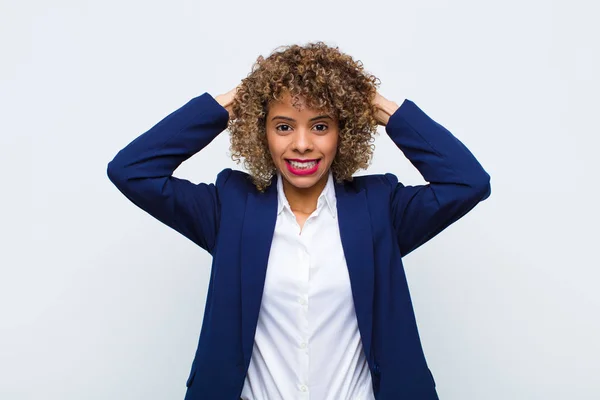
top-left (285, 159), bottom-right (321, 176)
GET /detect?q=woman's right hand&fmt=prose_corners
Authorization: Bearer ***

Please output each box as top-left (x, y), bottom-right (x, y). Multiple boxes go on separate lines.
top-left (215, 84), bottom-right (241, 120)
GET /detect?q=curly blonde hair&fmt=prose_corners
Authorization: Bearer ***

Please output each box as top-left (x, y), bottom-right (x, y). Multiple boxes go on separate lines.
top-left (227, 41), bottom-right (381, 192)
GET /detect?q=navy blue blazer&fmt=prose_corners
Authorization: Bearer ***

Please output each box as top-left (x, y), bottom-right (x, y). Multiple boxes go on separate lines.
top-left (107, 92), bottom-right (491, 399)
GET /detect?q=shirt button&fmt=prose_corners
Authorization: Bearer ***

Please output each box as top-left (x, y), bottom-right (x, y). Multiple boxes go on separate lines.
top-left (300, 342), bottom-right (307, 349)
top-left (300, 385), bottom-right (308, 392)
top-left (298, 297), bottom-right (306, 305)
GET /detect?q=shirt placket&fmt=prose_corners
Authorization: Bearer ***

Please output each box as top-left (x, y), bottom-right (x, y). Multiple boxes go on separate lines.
top-left (296, 223), bottom-right (311, 398)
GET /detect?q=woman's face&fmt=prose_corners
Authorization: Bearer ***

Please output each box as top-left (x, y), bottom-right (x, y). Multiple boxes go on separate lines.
top-left (265, 92), bottom-right (339, 191)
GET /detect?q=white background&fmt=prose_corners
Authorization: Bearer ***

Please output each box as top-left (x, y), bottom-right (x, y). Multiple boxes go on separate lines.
top-left (2, 0), bottom-right (599, 398)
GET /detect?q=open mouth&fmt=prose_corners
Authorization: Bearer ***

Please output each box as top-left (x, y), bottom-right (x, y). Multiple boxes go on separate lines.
top-left (285, 159), bottom-right (321, 175)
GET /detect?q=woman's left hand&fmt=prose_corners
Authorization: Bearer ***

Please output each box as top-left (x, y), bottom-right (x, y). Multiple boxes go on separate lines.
top-left (372, 91), bottom-right (400, 127)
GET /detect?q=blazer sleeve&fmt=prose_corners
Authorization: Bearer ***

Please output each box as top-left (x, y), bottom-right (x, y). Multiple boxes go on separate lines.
top-left (106, 92), bottom-right (232, 254)
top-left (384, 99), bottom-right (491, 257)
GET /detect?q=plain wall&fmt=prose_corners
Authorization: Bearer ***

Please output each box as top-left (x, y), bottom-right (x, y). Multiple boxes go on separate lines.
top-left (2, 0), bottom-right (599, 398)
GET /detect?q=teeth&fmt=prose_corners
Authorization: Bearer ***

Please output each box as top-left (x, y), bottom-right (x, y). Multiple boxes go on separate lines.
top-left (289, 160), bottom-right (318, 169)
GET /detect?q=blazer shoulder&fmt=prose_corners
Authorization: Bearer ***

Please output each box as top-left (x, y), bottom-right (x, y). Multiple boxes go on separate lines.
top-left (351, 173), bottom-right (400, 192)
top-left (215, 168), bottom-right (256, 196)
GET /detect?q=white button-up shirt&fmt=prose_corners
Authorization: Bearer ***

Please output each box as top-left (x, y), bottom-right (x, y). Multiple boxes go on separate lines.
top-left (240, 170), bottom-right (375, 400)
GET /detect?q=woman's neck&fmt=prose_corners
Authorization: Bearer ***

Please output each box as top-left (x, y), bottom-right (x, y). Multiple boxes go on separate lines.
top-left (281, 172), bottom-right (329, 214)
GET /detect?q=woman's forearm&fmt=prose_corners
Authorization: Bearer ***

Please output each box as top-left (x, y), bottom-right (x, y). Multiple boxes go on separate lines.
top-left (107, 92), bottom-right (229, 184)
top-left (385, 100), bottom-right (490, 189)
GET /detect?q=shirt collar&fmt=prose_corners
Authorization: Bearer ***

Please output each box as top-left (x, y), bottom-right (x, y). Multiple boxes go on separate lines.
top-left (276, 169), bottom-right (337, 219)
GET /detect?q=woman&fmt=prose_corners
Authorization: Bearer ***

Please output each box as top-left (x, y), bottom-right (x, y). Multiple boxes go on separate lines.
top-left (107, 41), bottom-right (491, 400)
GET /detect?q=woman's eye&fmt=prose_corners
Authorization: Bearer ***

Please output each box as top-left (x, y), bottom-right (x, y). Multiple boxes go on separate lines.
top-left (275, 124), bottom-right (328, 133)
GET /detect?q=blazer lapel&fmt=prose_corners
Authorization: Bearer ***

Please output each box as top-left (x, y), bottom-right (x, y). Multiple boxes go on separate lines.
top-left (240, 177), bottom-right (278, 367)
top-left (335, 180), bottom-right (375, 363)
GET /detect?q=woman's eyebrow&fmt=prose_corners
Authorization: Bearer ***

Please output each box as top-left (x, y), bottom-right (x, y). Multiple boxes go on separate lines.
top-left (271, 115), bottom-right (332, 122)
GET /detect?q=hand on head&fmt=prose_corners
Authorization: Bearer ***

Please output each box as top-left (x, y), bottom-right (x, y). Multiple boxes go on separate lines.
top-left (215, 84), bottom-right (242, 120)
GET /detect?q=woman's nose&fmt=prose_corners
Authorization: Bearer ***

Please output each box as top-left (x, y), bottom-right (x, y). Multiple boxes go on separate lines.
top-left (292, 129), bottom-right (313, 152)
